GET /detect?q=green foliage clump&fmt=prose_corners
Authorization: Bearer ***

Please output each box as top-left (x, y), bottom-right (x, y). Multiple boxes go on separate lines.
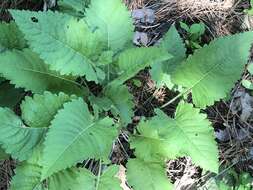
top-left (0, 0), bottom-right (252, 189)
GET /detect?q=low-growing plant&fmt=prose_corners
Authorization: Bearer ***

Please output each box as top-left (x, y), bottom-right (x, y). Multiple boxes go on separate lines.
top-left (0, 0), bottom-right (253, 189)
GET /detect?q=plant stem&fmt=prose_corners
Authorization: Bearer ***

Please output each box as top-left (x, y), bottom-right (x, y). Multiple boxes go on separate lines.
top-left (95, 160), bottom-right (102, 190)
top-left (160, 89), bottom-right (190, 108)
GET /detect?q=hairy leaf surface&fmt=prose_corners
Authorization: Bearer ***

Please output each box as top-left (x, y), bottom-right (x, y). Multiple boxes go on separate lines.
top-left (131, 102), bottom-right (219, 173)
top-left (41, 98), bottom-right (118, 179)
top-left (0, 49), bottom-right (83, 95)
top-left (10, 10), bottom-right (100, 80)
top-left (0, 108), bottom-right (46, 161)
top-left (85, 0), bottom-right (134, 51)
top-left (127, 159), bottom-right (173, 190)
top-left (21, 92), bottom-right (73, 128)
top-left (173, 32), bottom-right (253, 108)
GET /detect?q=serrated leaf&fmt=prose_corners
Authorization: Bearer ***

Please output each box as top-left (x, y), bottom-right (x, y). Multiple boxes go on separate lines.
top-left (85, 0), bottom-right (134, 51)
top-left (41, 98), bottom-right (118, 179)
top-left (50, 165), bottom-right (121, 190)
top-left (108, 47), bottom-right (172, 87)
top-left (0, 21), bottom-right (26, 50)
top-left (131, 102), bottom-right (218, 173)
top-left (10, 10), bottom-right (101, 81)
top-left (21, 92), bottom-right (73, 128)
top-left (0, 49), bottom-right (83, 95)
top-left (10, 145), bottom-right (44, 190)
top-left (0, 82), bottom-right (24, 109)
top-left (0, 108), bottom-right (46, 161)
top-left (172, 32), bottom-right (253, 108)
top-left (105, 84), bottom-right (134, 125)
top-left (151, 24), bottom-right (186, 88)
top-left (127, 159), bottom-right (173, 190)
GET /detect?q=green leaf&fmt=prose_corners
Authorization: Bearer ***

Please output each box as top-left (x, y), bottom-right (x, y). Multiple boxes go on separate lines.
top-left (58, 0), bottom-right (86, 12)
top-left (108, 47), bottom-right (172, 87)
top-left (131, 102), bottom-right (218, 173)
top-left (151, 25), bottom-right (186, 88)
top-left (105, 84), bottom-right (134, 125)
top-left (41, 98), bottom-right (118, 179)
top-left (85, 0), bottom-right (134, 51)
top-left (71, 166), bottom-right (121, 190)
top-left (21, 92), bottom-right (74, 128)
top-left (248, 64), bottom-right (253, 75)
top-left (0, 148), bottom-right (9, 160)
top-left (127, 159), bottom-right (173, 190)
top-left (242, 79), bottom-right (253, 90)
top-left (0, 108), bottom-right (46, 161)
top-left (10, 10), bottom-right (100, 81)
top-left (0, 82), bottom-right (24, 109)
top-left (0, 21), bottom-right (26, 50)
top-left (10, 145), bottom-right (44, 190)
top-left (173, 32), bottom-right (253, 108)
top-left (0, 49), bottom-right (83, 95)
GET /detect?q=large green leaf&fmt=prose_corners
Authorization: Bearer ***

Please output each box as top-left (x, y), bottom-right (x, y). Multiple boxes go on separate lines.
top-left (49, 166), bottom-right (121, 190)
top-left (131, 102), bottom-right (219, 173)
top-left (172, 32), bottom-right (253, 108)
top-left (104, 84), bottom-right (134, 125)
top-left (21, 92), bottom-right (73, 128)
top-left (85, 0), bottom-right (134, 51)
top-left (10, 10), bottom-right (101, 81)
top-left (41, 98), bottom-right (118, 179)
top-left (108, 47), bottom-right (172, 87)
top-left (0, 21), bottom-right (26, 50)
top-left (10, 145), bottom-right (44, 190)
top-left (0, 108), bottom-right (46, 161)
top-left (0, 148), bottom-right (9, 160)
top-left (151, 24), bottom-right (186, 88)
top-left (127, 159), bottom-right (173, 190)
top-left (0, 49), bottom-right (83, 95)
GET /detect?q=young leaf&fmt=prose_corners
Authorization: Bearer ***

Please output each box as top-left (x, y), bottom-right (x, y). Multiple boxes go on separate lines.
top-left (127, 159), bottom-right (173, 190)
top-left (10, 10), bottom-right (100, 81)
top-left (41, 98), bottom-right (118, 179)
top-left (0, 49), bottom-right (83, 95)
top-left (0, 108), bottom-right (46, 161)
top-left (85, 0), bottom-right (134, 51)
top-left (131, 102), bottom-right (219, 173)
top-left (172, 32), bottom-right (253, 108)
top-left (108, 47), bottom-right (172, 87)
top-left (104, 84), bottom-right (134, 125)
top-left (21, 92), bottom-right (74, 128)
top-left (151, 24), bottom-right (186, 88)
top-left (0, 21), bottom-right (26, 50)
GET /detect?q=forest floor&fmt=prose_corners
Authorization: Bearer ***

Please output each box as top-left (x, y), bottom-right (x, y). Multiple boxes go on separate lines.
top-left (0, 0), bottom-right (253, 189)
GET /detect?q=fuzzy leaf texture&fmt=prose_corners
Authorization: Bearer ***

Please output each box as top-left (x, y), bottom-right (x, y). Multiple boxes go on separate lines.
top-left (21, 92), bottom-right (73, 128)
top-left (151, 24), bottom-right (186, 88)
top-left (41, 98), bottom-right (118, 179)
top-left (10, 10), bottom-right (101, 81)
top-left (108, 47), bottom-right (172, 87)
top-left (172, 32), bottom-right (253, 108)
top-left (131, 102), bottom-right (219, 173)
top-left (85, 0), bottom-right (134, 51)
top-left (0, 108), bottom-right (46, 161)
top-left (0, 21), bottom-right (26, 50)
top-left (127, 159), bottom-right (173, 190)
top-left (0, 49), bottom-right (83, 95)
top-left (49, 166), bottom-right (121, 190)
